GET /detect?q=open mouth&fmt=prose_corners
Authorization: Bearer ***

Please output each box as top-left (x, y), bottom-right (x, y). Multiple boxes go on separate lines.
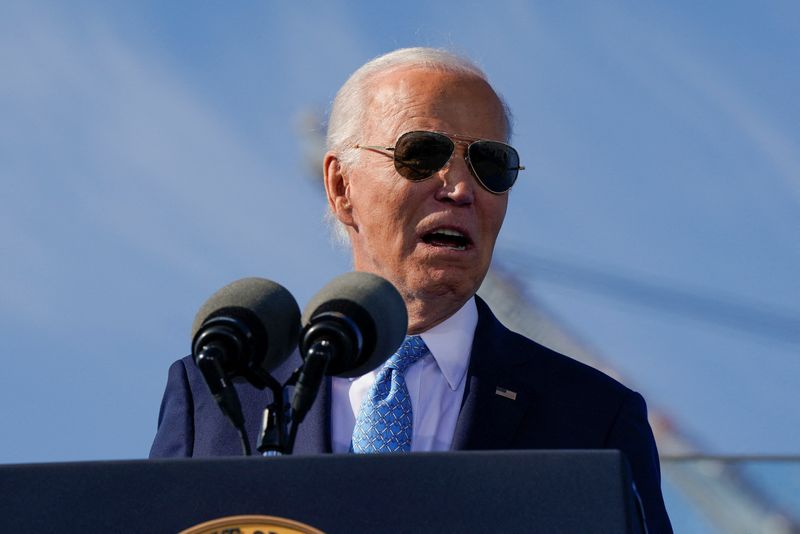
top-left (421, 228), bottom-right (473, 251)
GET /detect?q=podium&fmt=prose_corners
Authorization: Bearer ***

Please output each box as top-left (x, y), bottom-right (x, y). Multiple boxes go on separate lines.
top-left (0, 450), bottom-right (645, 533)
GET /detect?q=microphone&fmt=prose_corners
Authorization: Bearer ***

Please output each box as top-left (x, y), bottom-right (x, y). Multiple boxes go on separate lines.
top-left (291, 272), bottom-right (407, 424)
top-left (191, 277), bottom-right (301, 452)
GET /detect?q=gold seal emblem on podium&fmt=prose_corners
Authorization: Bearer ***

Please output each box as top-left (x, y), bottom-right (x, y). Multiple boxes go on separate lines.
top-left (180, 514), bottom-right (325, 534)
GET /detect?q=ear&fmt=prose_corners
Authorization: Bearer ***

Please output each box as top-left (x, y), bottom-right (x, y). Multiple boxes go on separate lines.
top-left (323, 151), bottom-right (356, 228)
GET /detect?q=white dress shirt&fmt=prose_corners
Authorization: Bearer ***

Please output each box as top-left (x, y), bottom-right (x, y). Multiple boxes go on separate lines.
top-left (331, 297), bottom-right (478, 453)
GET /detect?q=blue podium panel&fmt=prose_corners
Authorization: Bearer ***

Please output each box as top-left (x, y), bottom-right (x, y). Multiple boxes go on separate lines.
top-left (0, 450), bottom-right (644, 533)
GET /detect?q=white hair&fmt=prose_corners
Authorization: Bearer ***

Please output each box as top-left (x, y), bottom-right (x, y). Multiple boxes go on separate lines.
top-left (325, 47), bottom-right (514, 246)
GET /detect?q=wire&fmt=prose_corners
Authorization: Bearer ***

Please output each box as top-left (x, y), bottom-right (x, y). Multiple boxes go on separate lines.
top-left (286, 419), bottom-right (299, 454)
top-left (238, 426), bottom-right (252, 456)
top-left (661, 454), bottom-right (800, 462)
top-left (497, 246), bottom-right (800, 344)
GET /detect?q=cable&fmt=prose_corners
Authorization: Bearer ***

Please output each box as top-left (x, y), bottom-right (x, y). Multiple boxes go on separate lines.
top-left (497, 246), bottom-right (800, 344)
top-left (238, 426), bottom-right (252, 456)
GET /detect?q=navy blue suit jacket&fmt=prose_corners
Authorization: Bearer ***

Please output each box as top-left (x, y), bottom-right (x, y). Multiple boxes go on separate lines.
top-left (151, 297), bottom-right (671, 533)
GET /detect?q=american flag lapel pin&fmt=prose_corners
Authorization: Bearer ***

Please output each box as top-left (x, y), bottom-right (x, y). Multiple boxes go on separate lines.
top-left (495, 386), bottom-right (517, 400)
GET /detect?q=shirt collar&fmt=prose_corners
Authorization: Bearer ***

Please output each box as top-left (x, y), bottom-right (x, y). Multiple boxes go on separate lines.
top-left (419, 297), bottom-right (478, 391)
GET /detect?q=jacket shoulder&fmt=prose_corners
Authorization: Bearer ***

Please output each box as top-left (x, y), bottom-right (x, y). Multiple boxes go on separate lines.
top-left (474, 296), bottom-right (634, 400)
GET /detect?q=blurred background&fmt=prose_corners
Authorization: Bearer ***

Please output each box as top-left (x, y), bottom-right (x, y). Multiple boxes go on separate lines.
top-left (1, 1), bottom-right (798, 531)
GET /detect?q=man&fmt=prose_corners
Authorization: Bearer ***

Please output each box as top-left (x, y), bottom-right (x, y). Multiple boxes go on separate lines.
top-left (151, 48), bottom-right (672, 532)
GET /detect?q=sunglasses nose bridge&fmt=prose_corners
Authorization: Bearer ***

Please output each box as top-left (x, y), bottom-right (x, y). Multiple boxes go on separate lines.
top-left (437, 138), bottom-right (471, 172)
top-left (449, 140), bottom-right (486, 190)
top-left (435, 142), bottom-right (479, 200)
top-left (438, 140), bottom-right (464, 172)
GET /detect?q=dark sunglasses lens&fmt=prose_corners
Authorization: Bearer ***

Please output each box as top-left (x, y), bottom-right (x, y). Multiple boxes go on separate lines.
top-left (469, 141), bottom-right (519, 193)
top-left (393, 132), bottom-right (454, 181)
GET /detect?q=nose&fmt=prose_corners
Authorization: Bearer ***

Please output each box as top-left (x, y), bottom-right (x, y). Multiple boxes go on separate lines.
top-left (434, 146), bottom-right (475, 205)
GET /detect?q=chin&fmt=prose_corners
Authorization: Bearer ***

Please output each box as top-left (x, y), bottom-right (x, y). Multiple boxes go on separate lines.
top-left (417, 268), bottom-right (482, 300)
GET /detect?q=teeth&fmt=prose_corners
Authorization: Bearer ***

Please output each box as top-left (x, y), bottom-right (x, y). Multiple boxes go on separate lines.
top-left (433, 229), bottom-right (465, 237)
top-left (423, 228), bottom-right (469, 250)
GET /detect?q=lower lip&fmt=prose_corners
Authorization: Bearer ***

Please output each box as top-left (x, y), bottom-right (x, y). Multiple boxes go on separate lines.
top-left (420, 241), bottom-right (474, 254)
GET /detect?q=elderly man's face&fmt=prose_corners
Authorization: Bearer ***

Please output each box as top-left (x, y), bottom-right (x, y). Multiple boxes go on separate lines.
top-left (330, 68), bottom-right (509, 327)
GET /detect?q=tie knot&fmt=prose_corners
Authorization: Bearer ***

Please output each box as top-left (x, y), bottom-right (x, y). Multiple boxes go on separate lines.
top-left (386, 335), bottom-right (428, 373)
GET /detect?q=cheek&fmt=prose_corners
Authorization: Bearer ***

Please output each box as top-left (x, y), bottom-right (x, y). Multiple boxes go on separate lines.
top-left (495, 204), bottom-right (509, 234)
top-left (482, 197), bottom-right (509, 239)
top-left (369, 185), bottom-right (418, 230)
top-left (354, 188), bottom-right (414, 244)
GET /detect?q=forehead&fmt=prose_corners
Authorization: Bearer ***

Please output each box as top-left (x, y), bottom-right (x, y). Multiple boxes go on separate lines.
top-left (363, 67), bottom-right (507, 142)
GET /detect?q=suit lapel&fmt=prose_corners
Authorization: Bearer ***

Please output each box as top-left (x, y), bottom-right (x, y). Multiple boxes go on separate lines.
top-left (451, 297), bottom-right (533, 450)
top-left (292, 376), bottom-right (332, 454)
top-left (271, 352), bottom-right (332, 454)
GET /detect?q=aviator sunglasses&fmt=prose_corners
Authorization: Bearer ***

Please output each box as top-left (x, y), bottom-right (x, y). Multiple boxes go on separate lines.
top-left (355, 130), bottom-right (525, 194)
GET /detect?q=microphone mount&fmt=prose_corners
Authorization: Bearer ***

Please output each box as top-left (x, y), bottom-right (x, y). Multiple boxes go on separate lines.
top-left (193, 318), bottom-right (253, 454)
top-left (193, 315), bottom-right (274, 390)
top-left (291, 312), bottom-right (363, 423)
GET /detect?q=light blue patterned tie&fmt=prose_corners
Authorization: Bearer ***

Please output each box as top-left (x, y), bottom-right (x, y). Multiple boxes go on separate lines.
top-left (351, 335), bottom-right (429, 453)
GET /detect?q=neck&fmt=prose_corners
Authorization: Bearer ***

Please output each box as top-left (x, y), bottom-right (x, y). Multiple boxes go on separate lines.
top-left (404, 291), bottom-right (470, 334)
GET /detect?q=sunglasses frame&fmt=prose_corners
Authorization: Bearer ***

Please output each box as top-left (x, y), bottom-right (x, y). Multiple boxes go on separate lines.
top-left (355, 130), bottom-right (525, 194)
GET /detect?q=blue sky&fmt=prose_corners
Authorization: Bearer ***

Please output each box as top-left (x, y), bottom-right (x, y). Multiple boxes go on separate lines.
top-left (2, 1), bottom-right (799, 526)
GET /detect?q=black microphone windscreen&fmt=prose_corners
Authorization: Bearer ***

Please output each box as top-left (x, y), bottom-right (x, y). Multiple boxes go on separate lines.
top-left (302, 271), bottom-right (407, 377)
top-left (192, 277), bottom-right (300, 373)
